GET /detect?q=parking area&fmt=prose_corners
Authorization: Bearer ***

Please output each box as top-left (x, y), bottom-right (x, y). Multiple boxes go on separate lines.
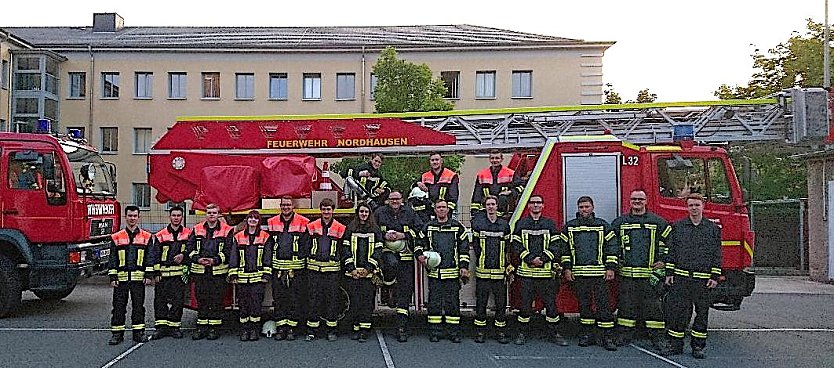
top-left (1, 276), bottom-right (833, 368)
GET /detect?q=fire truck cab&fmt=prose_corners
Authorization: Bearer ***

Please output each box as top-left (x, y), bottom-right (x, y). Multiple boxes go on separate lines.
top-left (0, 132), bottom-right (119, 317)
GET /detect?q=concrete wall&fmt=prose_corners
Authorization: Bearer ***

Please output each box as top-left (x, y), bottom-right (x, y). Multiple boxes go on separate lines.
top-left (807, 156), bottom-right (833, 282)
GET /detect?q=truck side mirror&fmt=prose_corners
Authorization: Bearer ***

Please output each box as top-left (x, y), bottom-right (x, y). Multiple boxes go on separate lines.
top-left (106, 162), bottom-right (117, 195)
top-left (81, 164), bottom-right (96, 182)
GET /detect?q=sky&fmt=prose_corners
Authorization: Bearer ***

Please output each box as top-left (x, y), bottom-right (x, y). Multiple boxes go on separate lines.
top-left (0, 0), bottom-right (827, 102)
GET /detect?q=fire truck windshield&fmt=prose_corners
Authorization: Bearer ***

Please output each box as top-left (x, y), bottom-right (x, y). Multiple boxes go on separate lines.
top-left (61, 143), bottom-right (116, 196)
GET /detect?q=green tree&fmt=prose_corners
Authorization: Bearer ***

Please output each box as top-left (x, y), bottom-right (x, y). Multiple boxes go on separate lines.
top-left (603, 83), bottom-right (622, 104)
top-left (604, 84), bottom-right (657, 104)
top-left (632, 88), bottom-right (658, 103)
top-left (714, 19), bottom-right (833, 99)
top-left (372, 46), bottom-right (454, 113)
top-left (728, 143), bottom-right (807, 200)
top-left (332, 155), bottom-right (464, 195)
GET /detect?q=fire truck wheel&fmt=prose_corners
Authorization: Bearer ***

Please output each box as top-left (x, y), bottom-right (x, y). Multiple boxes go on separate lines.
top-left (0, 255), bottom-right (22, 318)
top-left (33, 286), bottom-right (75, 302)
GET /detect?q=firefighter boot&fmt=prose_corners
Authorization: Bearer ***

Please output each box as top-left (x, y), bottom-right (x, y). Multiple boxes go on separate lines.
top-left (274, 327), bottom-right (287, 341)
top-left (496, 330), bottom-right (510, 344)
top-left (285, 328), bottom-right (296, 341)
top-left (170, 328), bottom-right (183, 339)
top-left (396, 327), bottom-right (408, 343)
top-left (108, 332), bottom-right (124, 345)
top-left (578, 333), bottom-right (595, 347)
top-left (474, 330), bottom-right (486, 344)
top-left (240, 325), bottom-right (249, 341)
top-left (151, 326), bottom-right (168, 340)
top-left (358, 330), bottom-right (368, 343)
top-left (206, 328), bottom-right (219, 340)
top-left (667, 339), bottom-right (684, 355)
top-left (692, 346), bottom-right (706, 359)
top-left (327, 329), bottom-right (338, 342)
top-left (249, 323), bottom-right (260, 341)
top-left (603, 330), bottom-right (618, 351)
top-left (192, 326), bottom-right (207, 340)
top-left (616, 327), bottom-right (633, 347)
top-left (651, 331), bottom-right (669, 353)
top-left (550, 325), bottom-right (569, 346)
top-left (514, 332), bottom-right (526, 345)
top-left (132, 330), bottom-right (146, 343)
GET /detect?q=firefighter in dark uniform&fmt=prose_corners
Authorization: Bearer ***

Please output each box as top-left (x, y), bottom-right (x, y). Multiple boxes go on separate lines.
top-left (470, 152), bottom-right (524, 221)
top-left (266, 196), bottom-right (311, 341)
top-left (665, 193), bottom-right (722, 359)
top-left (611, 189), bottom-right (671, 350)
top-left (560, 196), bottom-right (619, 351)
top-left (229, 210), bottom-right (274, 342)
top-left (342, 202), bottom-right (383, 343)
top-left (511, 194), bottom-right (567, 346)
top-left (408, 185), bottom-right (433, 224)
top-left (415, 199), bottom-right (469, 343)
top-left (345, 153), bottom-right (389, 209)
top-left (306, 198), bottom-right (346, 342)
top-left (416, 153), bottom-right (460, 217)
top-left (186, 203), bottom-right (234, 341)
top-left (151, 205), bottom-right (192, 340)
top-left (107, 205), bottom-right (155, 345)
top-left (375, 190), bottom-right (423, 342)
top-left (471, 195), bottom-right (512, 344)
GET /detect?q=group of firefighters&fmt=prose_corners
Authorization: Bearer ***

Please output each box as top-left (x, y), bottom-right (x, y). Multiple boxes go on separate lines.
top-left (107, 152), bottom-right (721, 359)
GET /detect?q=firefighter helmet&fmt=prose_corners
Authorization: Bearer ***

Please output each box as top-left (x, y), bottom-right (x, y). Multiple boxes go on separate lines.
top-left (384, 239), bottom-right (406, 252)
top-left (409, 186), bottom-right (428, 199)
top-left (423, 251), bottom-right (442, 270)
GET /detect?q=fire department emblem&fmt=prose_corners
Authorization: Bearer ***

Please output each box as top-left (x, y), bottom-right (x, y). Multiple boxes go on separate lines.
top-left (364, 123), bottom-right (381, 138)
top-left (295, 125), bottom-right (312, 139)
top-left (226, 125), bottom-right (241, 139)
top-left (329, 125), bottom-right (346, 139)
top-left (172, 156), bottom-right (186, 170)
top-left (260, 125), bottom-right (279, 139)
top-left (192, 125), bottom-right (208, 140)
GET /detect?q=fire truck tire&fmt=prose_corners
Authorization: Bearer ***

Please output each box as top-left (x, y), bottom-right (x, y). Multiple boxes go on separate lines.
top-left (0, 255), bottom-right (22, 318)
top-left (33, 287), bottom-right (75, 302)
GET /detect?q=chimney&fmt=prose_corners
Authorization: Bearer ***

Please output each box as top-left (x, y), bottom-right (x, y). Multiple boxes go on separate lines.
top-left (92, 13), bottom-right (124, 32)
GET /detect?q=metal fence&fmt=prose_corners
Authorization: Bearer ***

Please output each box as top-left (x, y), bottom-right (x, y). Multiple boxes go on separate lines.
top-left (749, 199), bottom-right (808, 271)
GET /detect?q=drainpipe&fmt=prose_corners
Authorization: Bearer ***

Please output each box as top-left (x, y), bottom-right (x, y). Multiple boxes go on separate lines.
top-left (87, 45), bottom-right (94, 142)
top-left (360, 46), bottom-right (366, 113)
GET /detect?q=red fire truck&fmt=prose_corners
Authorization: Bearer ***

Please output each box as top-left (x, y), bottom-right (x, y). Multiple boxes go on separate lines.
top-left (148, 91), bottom-right (825, 313)
top-left (0, 132), bottom-right (119, 317)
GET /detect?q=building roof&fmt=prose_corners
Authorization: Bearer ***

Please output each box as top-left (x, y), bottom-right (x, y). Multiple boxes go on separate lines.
top-left (3, 24), bottom-right (612, 51)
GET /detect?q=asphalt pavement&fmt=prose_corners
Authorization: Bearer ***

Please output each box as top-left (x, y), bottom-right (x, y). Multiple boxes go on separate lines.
top-left (1, 276), bottom-right (833, 368)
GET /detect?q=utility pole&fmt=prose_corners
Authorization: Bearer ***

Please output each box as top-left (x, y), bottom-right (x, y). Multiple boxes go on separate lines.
top-left (826, 0), bottom-right (830, 88)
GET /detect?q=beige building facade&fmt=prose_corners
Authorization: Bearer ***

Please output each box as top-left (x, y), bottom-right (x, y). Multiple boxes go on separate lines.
top-left (1, 13), bottom-right (613, 226)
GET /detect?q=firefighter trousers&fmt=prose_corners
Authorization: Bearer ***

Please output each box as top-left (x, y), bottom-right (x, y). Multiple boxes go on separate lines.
top-left (111, 281), bottom-right (146, 332)
top-left (573, 276), bottom-right (615, 334)
top-left (617, 277), bottom-right (665, 334)
top-left (517, 276), bottom-right (560, 331)
top-left (236, 283), bottom-right (265, 324)
top-left (307, 271), bottom-right (341, 332)
top-left (193, 273), bottom-right (225, 328)
top-left (348, 277), bottom-right (375, 331)
top-left (475, 278), bottom-right (508, 331)
top-left (272, 269), bottom-right (307, 330)
top-left (427, 278), bottom-right (461, 337)
top-left (154, 276), bottom-right (186, 329)
top-left (666, 276), bottom-right (712, 349)
top-left (394, 261), bottom-right (415, 328)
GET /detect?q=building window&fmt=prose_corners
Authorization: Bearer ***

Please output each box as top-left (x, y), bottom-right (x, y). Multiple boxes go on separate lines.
top-left (15, 73), bottom-right (41, 91)
top-left (168, 72), bottom-right (187, 99)
top-left (475, 71), bottom-right (496, 99)
top-left (441, 71), bottom-right (459, 99)
top-left (134, 128), bottom-right (152, 154)
top-left (1, 60), bottom-right (8, 90)
top-left (303, 73), bottom-right (321, 100)
top-left (135, 72), bottom-right (153, 99)
top-left (335, 73), bottom-right (355, 100)
top-left (101, 127), bottom-right (118, 153)
top-left (14, 98), bottom-right (38, 114)
top-left (235, 73), bottom-right (255, 100)
top-left (68, 72), bottom-right (86, 98)
top-left (16, 57), bottom-right (40, 71)
top-left (132, 183), bottom-right (151, 209)
top-left (512, 71), bottom-right (532, 98)
top-left (269, 73), bottom-right (288, 100)
top-left (202, 72), bottom-right (220, 99)
top-left (369, 74), bottom-right (377, 100)
top-left (101, 72), bottom-right (120, 98)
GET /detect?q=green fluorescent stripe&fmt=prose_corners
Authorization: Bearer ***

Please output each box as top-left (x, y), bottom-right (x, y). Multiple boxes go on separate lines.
top-left (177, 99), bottom-right (778, 122)
top-left (510, 139), bottom-right (556, 231)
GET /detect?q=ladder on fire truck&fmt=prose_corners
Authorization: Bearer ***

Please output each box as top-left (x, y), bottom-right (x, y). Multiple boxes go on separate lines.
top-left (172, 88), bottom-right (828, 153)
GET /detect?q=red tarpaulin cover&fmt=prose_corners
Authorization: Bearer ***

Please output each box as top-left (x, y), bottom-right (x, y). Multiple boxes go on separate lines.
top-left (260, 156), bottom-right (317, 198)
top-left (192, 165), bottom-right (259, 212)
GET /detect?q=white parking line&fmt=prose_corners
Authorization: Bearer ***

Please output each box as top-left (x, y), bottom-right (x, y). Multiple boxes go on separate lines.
top-left (375, 329), bottom-right (396, 368)
top-left (629, 344), bottom-right (689, 368)
top-left (709, 328), bottom-right (834, 332)
top-left (0, 327), bottom-right (189, 332)
top-left (101, 342), bottom-right (144, 368)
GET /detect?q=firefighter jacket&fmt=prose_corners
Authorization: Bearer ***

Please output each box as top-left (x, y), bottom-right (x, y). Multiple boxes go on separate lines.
top-left (611, 211), bottom-right (671, 278)
top-left (470, 166), bottom-right (523, 217)
top-left (342, 224), bottom-right (383, 278)
top-left (471, 215), bottom-right (511, 280)
top-left (153, 225), bottom-right (192, 278)
top-left (346, 162), bottom-right (389, 202)
top-left (375, 205), bottom-right (423, 261)
top-left (560, 213), bottom-right (619, 277)
top-left (419, 168), bottom-right (460, 210)
top-left (267, 213), bottom-right (311, 271)
top-left (665, 217), bottom-right (722, 281)
top-left (229, 229), bottom-right (274, 284)
top-left (307, 219), bottom-right (346, 273)
top-left (408, 196), bottom-right (433, 224)
top-left (108, 227), bottom-right (155, 282)
top-left (187, 221), bottom-right (234, 276)
top-left (512, 216), bottom-right (559, 278)
top-left (414, 219), bottom-right (470, 280)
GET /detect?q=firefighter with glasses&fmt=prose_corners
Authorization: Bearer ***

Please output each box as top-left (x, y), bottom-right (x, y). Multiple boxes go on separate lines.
top-left (611, 189), bottom-right (671, 352)
top-left (471, 195), bottom-right (512, 344)
top-left (151, 205), bottom-right (191, 340)
top-left (305, 198), bottom-right (346, 342)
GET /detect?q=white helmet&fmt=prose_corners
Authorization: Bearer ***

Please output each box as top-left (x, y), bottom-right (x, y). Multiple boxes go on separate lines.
top-left (423, 251), bottom-right (442, 270)
top-left (261, 320), bottom-right (277, 338)
top-left (409, 186), bottom-right (428, 199)
top-left (384, 239), bottom-right (406, 253)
